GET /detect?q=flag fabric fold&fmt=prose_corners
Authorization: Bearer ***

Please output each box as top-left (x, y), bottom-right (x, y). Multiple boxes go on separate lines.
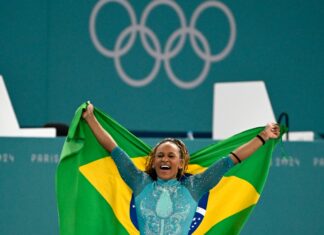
top-left (56, 103), bottom-right (285, 235)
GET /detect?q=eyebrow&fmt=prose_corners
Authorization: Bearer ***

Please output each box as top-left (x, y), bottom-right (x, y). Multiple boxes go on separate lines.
top-left (156, 151), bottom-right (176, 155)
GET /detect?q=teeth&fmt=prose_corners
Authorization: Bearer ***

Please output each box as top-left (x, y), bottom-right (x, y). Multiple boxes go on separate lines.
top-left (160, 165), bottom-right (171, 169)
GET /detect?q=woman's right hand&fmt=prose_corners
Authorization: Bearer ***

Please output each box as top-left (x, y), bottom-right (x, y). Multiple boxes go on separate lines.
top-left (82, 102), bottom-right (94, 120)
top-left (81, 102), bottom-right (118, 152)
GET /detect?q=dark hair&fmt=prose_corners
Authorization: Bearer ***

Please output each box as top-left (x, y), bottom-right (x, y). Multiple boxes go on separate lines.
top-left (145, 138), bottom-right (190, 180)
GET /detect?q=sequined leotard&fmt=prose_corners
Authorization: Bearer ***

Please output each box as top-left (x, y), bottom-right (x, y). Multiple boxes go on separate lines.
top-left (111, 147), bottom-right (234, 235)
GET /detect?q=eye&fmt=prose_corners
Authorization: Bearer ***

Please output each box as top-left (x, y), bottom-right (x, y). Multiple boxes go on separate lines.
top-left (168, 154), bottom-right (175, 159)
top-left (156, 153), bottom-right (163, 158)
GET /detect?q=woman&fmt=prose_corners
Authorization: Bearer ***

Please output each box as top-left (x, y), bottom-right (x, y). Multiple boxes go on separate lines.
top-left (82, 103), bottom-right (280, 235)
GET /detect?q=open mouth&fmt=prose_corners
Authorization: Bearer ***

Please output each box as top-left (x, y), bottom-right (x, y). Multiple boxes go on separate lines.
top-left (160, 165), bottom-right (171, 170)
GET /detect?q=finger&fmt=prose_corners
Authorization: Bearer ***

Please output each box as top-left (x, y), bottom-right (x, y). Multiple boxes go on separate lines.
top-left (270, 126), bottom-right (280, 136)
top-left (271, 123), bottom-right (279, 130)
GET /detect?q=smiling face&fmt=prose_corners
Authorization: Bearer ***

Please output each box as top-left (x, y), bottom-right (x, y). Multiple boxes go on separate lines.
top-left (152, 141), bottom-right (184, 180)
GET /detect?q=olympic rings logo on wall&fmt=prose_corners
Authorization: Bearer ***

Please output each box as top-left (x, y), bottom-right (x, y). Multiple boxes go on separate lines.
top-left (89, 0), bottom-right (236, 89)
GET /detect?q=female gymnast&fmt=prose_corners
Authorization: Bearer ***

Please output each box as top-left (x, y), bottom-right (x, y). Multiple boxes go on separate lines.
top-left (82, 103), bottom-right (280, 235)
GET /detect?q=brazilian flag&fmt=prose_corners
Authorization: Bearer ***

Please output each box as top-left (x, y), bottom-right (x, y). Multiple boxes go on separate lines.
top-left (56, 103), bottom-right (285, 235)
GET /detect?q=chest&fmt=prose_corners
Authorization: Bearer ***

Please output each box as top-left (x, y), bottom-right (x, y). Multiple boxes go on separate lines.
top-left (135, 181), bottom-right (197, 235)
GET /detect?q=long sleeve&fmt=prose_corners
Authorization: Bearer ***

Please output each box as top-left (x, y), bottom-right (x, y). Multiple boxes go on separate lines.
top-left (111, 147), bottom-right (152, 196)
top-left (183, 157), bottom-right (234, 201)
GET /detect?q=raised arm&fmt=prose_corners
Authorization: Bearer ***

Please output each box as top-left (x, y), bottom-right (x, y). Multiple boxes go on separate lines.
top-left (82, 103), bottom-right (117, 152)
top-left (230, 123), bottom-right (280, 164)
top-left (82, 103), bottom-right (151, 194)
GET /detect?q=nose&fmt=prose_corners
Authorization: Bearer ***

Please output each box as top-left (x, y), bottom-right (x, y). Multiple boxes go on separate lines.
top-left (161, 155), bottom-right (169, 162)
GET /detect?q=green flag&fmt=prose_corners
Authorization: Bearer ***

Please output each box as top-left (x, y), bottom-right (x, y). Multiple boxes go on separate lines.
top-left (56, 103), bottom-right (285, 235)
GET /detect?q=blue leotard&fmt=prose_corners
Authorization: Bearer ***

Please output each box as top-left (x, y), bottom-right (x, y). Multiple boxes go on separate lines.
top-left (111, 147), bottom-right (234, 235)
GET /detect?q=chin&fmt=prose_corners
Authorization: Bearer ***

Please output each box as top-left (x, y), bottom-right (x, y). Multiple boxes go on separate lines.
top-left (157, 174), bottom-right (175, 180)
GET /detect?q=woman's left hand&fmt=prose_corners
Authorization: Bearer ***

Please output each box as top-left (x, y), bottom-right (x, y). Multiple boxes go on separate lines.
top-left (261, 123), bottom-right (281, 140)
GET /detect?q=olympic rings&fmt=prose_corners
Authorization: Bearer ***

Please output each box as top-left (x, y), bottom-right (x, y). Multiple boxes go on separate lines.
top-left (89, 0), bottom-right (237, 89)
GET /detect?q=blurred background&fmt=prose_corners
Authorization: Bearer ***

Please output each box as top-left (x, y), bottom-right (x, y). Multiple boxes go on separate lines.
top-left (0, 0), bottom-right (323, 234)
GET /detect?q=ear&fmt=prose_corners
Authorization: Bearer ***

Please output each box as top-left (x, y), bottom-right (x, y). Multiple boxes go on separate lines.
top-left (179, 159), bottom-right (184, 169)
